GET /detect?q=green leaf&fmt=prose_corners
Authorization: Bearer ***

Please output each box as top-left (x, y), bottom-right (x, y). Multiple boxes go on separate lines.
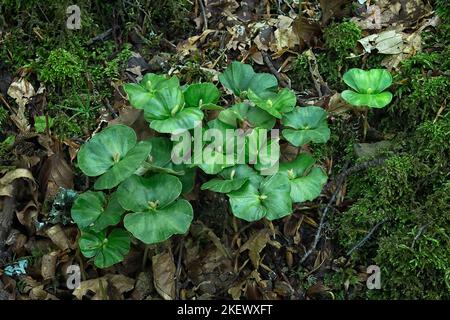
top-left (117, 174), bottom-right (182, 212)
top-left (281, 106), bottom-right (330, 146)
top-left (117, 174), bottom-right (193, 244)
top-left (219, 61), bottom-right (277, 96)
top-left (79, 229), bottom-right (131, 268)
top-left (218, 103), bottom-right (275, 129)
top-left (278, 154), bottom-right (327, 203)
top-left (34, 115), bottom-right (54, 133)
top-left (193, 119), bottom-right (236, 174)
top-left (124, 74), bottom-right (180, 110)
top-left (123, 199), bottom-right (193, 244)
top-left (343, 68), bottom-right (392, 93)
top-left (71, 191), bottom-right (125, 232)
top-left (148, 107), bottom-right (203, 133)
top-left (94, 140), bottom-right (152, 190)
top-left (248, 88), bottom-right (296, 119)
top-left (123, 84), bottom-right (154, 110)
top-left (78, 125), bottom-right (137, 177)
top-left (341, 69), bottom-right (393, 108)
top-left (290, 167), bottom-right (327, 203)
top-left (141, 73), bottom-right (179, 92)
top-left (341, 90), bottom-right (393, 108)
top-left (144, 86), bottom-right (184, 120)
top-left (201, 165), bottom-right (257, 193)
top-left (228, 173), bottom-right (292, 221)
top-left (278, 153), bottom-right (315, 178)
top-left (77, 125), bottom-right (152, 190)
top-left (184, 83), bottom-right (220, 108)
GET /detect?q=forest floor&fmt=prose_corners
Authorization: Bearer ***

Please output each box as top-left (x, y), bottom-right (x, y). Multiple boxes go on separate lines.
top-left (0, 0), bottom-right (449, 300)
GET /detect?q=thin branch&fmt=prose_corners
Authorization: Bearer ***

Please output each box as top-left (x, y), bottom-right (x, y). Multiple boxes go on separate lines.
top-left (261, 51), bottom-right (290, 88)
top-left (346, 218), bottom-right (388, 256)
top-left (300, 161), bottom-right (350, 264)
top-left (300, 157), bottom-right (387, 264)
top-left (199, 0), bottom-right (208, 31)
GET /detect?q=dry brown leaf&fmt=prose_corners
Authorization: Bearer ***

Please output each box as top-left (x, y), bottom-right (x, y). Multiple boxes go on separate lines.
top-left (73, 274), bottom-right (134, 300)
top-left (7, 78), bottom-right (35, 109)
top-left (152, 251), bottom-right (176, 300)
top-left (38, 152), bottom-right (74, 199)
top-left (0, 169), bottom-right (35, 197)
top-left (239, 229), bottom-right (271, 269)
top-left (16, 201), bottom-right (39, 234)
top-left (41, 251), bottom-right (58, 280)
top-left (320, 0), bottom-right (351, 26)
top-left (292, 17), bottom-right (322, 49)
top-left (45, 224), bottom-right (71, 251)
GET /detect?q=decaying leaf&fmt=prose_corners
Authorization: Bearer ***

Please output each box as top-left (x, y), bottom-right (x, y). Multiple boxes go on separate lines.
top-left (239, 229), bottom-right (271, 269)
top-left (320, 0), bottom-right (351, 26)
top-left (40, 251), bottom-right (58, 280)
top-left (16, 201), bottom-right (39, 234)
top-left (7, 78), bottom-right (35, 109)
top-left (152, 251), bottom-right (176, 300)
top-left (45, 224), bottom-right (71, 251)
top-left (358, 30), bottom-right (405, 55)
top-left (38, 152), bottom-right (74, 199)
top-left (0, 169), bottom-right (35, 197)
top-left (72, 274), bottom-right (134, 300)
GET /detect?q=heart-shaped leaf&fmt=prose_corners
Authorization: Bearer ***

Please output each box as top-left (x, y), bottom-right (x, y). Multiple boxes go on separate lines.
top-left (228, 173), bottom-right (292, 221)
top-left (148, 107), bottom-right (203, 133)
top-left (341, 68), bottom-right (393, 108)
top-left (184, 83), bottom-right (220, 108)
top-left (218, 103), bottom-right (276, 129)
top-left (79, 228), bottom-right (131, 268)
top-left (248, 88), bottom-right (296, 119)
top-left (116, 174), bottom-right (193, 244)
top-left (279, 154), bottom-right (327, 203)
top-left (282, 106), bottom-right (330, 146)
top-left (77, 125), bottom-right (152, 190)
top-left (201, 165), bottom-right (257, 193)
top-left (194, 119), bottom-right (236, 174)
top-left (71, 191), bottom-right (125, 232)
top-left (341, 90), bottom-right (393, 108)
top-left (219, 61), bottom-right (278, 96)
top-left (123, 73), bottom-right (179, 110)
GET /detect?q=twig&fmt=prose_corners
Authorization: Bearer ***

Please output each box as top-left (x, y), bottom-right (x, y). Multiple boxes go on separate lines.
top-left (261, 51), bottom-right (290, 88)
top-left (175, 238), bottom-right (184, 300)
top-left (198, 0), bottom-right (208, 31)
top-left (300, 157), bottom-right (387, 264)
top-left (411, 222), bottom-right (431, 249)
top-left (86, 29), bottom-right (113, 46)
top-left (299, 161), bottom-right (350, 264)
top-left (346, 218), bottom-right (388, 256)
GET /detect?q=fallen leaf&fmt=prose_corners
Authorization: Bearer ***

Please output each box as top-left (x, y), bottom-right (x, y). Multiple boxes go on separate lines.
top-left (41, 251), bottom-right (58, 280)
top-left (320, 0), bottom-right (351, 26)
top-left (0, 169), bottom-right (35, 197)
top-left (73, 274), bottom-right (134, 300)
top-left (152, 251), bottom-right (176, 300)
top-left (239, 229), bottom-right (271, 269)
top-left (45, 224), bottom-right (71, 251)
top-left (7, 78), bottom-right (35, 109)
top-left (38, 152), bottom-right (74, 199)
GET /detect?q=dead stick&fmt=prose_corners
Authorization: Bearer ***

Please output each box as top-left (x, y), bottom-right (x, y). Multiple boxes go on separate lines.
top-left (346, 218), bottom-right (388, 256)
top-left (261, 51), bottom-right (290, 88)
top-left (300, 157), bottom-right (387, 264)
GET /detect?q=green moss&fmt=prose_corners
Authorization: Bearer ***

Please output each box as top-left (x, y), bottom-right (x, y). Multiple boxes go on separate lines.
top-left (38, 48), bottom-right (84, 85)
top-left (0, 107), bottom-right (8, 128)
top-left (330, 112), bottom-right (450, 299)
top-left (324, 21), bottom-right (362, 58)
